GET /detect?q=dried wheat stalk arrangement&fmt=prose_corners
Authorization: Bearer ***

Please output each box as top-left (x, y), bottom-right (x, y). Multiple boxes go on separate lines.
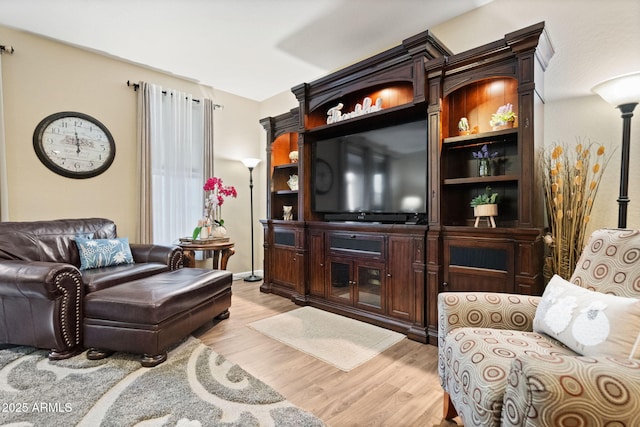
top-left (541, 138), bottom-right (613, 281)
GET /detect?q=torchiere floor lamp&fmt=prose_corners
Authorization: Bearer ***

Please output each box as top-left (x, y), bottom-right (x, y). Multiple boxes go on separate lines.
top-left (241, 158), bottom-right (262, 282)
top-left (592, 71), bottom-right (640, 228)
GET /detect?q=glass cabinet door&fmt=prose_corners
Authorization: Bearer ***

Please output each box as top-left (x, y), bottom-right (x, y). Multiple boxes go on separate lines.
top-left (357, 264), bottom-right (382, 310)
top-left (329, 261), bottom-right (351, 302)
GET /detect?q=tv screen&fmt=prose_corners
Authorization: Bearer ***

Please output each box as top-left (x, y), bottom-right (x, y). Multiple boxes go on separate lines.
top-left (312, 119), bottom-right (427, 219)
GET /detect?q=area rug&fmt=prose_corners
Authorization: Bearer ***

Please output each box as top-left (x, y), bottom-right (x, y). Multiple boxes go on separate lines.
top-left (0, 337), bottom-right (324, 426)
top-left (248, 307), bottom-right (405, 372)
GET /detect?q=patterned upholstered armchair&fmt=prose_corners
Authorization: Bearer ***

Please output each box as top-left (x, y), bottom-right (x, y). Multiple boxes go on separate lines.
top-left (438, 228), bottom-right (640, 426)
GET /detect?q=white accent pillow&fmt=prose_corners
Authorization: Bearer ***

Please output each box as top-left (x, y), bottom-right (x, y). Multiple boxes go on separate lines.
top-left (534, 274), bottom-right (640, 360)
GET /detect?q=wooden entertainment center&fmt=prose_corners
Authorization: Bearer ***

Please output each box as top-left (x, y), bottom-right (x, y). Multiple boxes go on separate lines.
top-left (260, 23), bottom-right (554, 344)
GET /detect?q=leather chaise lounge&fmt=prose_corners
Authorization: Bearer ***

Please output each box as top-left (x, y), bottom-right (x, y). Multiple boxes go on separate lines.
top-left (0, 218), bottom-right (232, 366)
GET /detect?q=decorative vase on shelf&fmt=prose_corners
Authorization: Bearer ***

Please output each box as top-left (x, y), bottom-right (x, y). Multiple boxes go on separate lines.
top-left (200, 224), bottom-right (210, 239)
top-left (479, 158), bottom-right (491, 177)
top-left (289, 150), bottom-right (299, 163)
top-left (287, 174), bottom-right (299, 190)
top-left (283, 205), bottom-right (293, 221)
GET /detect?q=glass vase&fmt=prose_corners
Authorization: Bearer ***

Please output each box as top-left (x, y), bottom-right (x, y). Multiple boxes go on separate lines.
top-left (479, 158), bottom-right (490, 177)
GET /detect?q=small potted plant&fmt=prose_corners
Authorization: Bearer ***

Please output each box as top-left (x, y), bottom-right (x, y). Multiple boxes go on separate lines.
top-left (489, 103), bottom-right (517, 130)
top-left (470, 186), bottom-right (499, 227)
top-left (458, 117), bottom-right (470, 135)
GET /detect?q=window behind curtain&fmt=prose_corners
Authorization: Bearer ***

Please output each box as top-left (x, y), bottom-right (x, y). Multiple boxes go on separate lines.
top-left (148, 86), bottom-right (204, 245)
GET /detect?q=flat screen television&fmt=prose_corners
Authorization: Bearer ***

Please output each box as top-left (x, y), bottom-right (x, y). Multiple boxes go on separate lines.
top-left (312, 119), bottom-right (428, 223)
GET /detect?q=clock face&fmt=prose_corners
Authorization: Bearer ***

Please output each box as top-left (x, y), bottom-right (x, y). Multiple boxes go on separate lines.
top-left (33, 112), bottom-right (115, 179)
top-left (315, 159), bottom-right (333, 194)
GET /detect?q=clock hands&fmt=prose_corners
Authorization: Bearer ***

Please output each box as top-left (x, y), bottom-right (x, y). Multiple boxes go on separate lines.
top-left (75, 128), bottom-right (82, 155)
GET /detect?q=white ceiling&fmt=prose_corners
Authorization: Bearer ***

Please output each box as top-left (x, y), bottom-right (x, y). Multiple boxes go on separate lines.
top-left (0, 0), bottom-right (494, 101)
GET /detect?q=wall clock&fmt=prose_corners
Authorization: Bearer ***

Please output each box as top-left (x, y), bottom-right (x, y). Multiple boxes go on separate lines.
top-left (315, 159), bottom-right (333, 194)
top-left (33, 111), bottom-right (115, 179)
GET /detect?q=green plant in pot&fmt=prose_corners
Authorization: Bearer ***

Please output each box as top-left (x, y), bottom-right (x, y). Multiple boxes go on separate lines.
top-left (458, 117), bottom-right (470, 135)
top-left (471, 186), bottom-right (499, 227)
top-left (489, 103), bottom-right (517, 130)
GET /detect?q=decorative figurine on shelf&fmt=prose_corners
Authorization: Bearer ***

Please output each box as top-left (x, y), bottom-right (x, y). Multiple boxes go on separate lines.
top-left (283, 205), bottom-right (293, 221)
top-left (470, 186), bottom-right (499, 228)
top-left (288, 150), bottom-right (299, 163)
top-left (489, 103), bottom-right (517, 130)
top-left (458, 117), bottom-right (470, 135)
top-left (287, 174), bottom-right (299, 190)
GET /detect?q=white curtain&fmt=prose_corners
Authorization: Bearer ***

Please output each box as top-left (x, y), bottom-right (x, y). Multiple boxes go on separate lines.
top-left (0, 54), bottom-right (9, 221)
top-left (203, 99), bottom-right (215, 180)
top-left (137, 82), bottom-right (205, 245)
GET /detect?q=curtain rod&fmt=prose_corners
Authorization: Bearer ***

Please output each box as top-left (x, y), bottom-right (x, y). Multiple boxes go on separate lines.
top-left (126, 80), bottom-right (224, 109)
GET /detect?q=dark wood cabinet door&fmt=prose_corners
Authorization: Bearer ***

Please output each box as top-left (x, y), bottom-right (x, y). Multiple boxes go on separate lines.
top-left (308, 230), bottom-right (325, 297)
top-left (328, 259), bottom-right (352, 304)
top-left (442, 237), bottom-right (514, 293)
top-left (271, 246), bottom-right (298, 290)
top-left (355, 260), bottom-right (385, 314)
top-left (387, 236), bottom-right (415, 321)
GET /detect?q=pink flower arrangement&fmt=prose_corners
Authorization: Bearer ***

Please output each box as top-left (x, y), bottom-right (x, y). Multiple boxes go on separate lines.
top-left (203, 177), bottom-right (237, 227)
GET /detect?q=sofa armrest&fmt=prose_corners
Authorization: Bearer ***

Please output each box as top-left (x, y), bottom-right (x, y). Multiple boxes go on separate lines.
top-left (129, 244), bottom-right (183, 270)
top-left (0, 260), bottom-right (83, 352)
top-left (0, 260), bottom-right (83, 299)
top-left (502, 354), bottom-right (640, 426)
top-left (438, 292), bottom-right (540, 347)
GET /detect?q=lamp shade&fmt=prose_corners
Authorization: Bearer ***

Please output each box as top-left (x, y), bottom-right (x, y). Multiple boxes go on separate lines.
top-left (591, 71), bottom-right (640, 107)
top-left (241, 158), bottom-right (261, 169)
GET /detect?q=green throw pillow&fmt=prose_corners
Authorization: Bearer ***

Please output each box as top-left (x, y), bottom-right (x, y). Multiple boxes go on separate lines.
top-left (75, 237), bottom-right (134, 270)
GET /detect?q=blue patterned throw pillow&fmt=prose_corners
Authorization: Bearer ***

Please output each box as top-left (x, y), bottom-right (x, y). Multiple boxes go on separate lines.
top-left (75, 237), bottom-right (134, 270)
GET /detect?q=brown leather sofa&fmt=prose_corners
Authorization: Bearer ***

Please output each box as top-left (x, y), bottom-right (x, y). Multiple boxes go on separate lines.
top-left (0, 218), bottom-right (183, 359)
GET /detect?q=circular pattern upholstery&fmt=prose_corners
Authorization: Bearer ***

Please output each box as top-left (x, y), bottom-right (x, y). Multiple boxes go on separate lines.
top-left (502, 355), bottom-right (640, 427)
top-left (441, 327), bottom-right (575, 426)
top-left (440, 228), bottom-right (640, 426)
top-left (571, 229), bottom-right (640, 298)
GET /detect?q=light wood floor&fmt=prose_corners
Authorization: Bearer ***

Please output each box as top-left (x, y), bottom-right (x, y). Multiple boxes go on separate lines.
top-left (196, 279), bottom-right (459, 427)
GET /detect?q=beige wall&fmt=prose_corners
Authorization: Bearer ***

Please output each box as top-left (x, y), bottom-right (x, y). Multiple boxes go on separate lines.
top-left (0, 24), bottom-right (277, 275)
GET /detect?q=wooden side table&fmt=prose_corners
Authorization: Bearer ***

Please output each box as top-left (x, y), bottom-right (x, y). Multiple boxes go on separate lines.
top-left (178, 239), bottom-right (235, 270)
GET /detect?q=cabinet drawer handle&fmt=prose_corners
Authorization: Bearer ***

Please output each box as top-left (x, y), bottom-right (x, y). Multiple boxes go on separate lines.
top-left (387, 273), bottom-right (392, 278)
top-left (350, 235), bottom-right (357, 239)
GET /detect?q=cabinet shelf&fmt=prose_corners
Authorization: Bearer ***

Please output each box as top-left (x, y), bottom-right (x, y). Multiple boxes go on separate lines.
top-left (274, 190), bottom-right (298, 195)
top-left (443, 128), bottom-right (518, 146)
top-left (274, 163), bottom-right (298, 170)
top-left (443, 174), bottom-right (519, 185)
top-left (305, 103), bottom-right (425, 137)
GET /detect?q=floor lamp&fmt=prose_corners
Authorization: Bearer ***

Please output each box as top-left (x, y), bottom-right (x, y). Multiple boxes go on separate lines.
top-left (592, 71), bottom-right (640, 229)
top-left (241, 158), bottom-right (262, 282)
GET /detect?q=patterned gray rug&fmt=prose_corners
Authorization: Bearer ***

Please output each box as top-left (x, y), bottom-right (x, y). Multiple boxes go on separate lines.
top-left (0, 337), bottom-right (324, 426)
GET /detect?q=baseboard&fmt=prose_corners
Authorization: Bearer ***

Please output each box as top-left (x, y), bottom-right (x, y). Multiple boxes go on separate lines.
top-left (233, 270), bottom-right (264, 281)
